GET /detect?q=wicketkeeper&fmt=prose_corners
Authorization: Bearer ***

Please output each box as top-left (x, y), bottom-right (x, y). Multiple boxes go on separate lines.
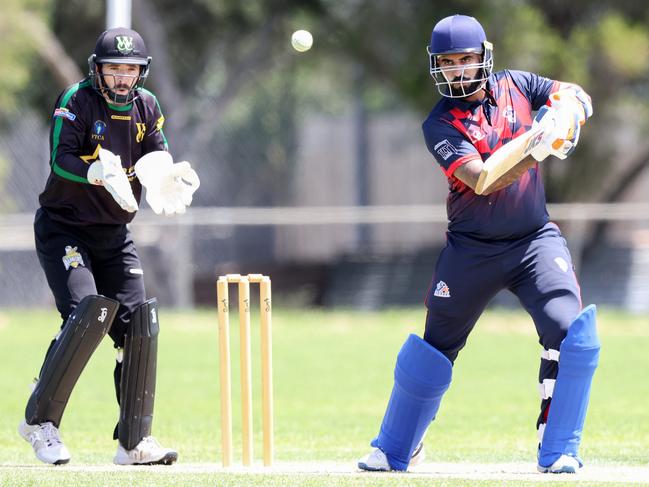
top-left (19, 27), bottom-right (199, 465)
top-left (358, 14), bottom-right (598, 474)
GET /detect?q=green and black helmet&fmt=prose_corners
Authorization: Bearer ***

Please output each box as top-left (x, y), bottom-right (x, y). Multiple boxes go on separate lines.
top-left (88, 27), bottom-right (152, 104)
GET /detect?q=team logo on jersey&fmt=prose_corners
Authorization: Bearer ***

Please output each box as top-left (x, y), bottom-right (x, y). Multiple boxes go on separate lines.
top-left (433, 280), bottom-right (451, 298)
top-left (115, 36), bottom-right (134, 55)
top-left (554, 257), bottom-right (569, 273)
top-left (92, 120), bottom-right (107, 141)
top-left (136, 123), bottom-right (146, 143)
top-left (53, 107), bottom-right (76, 121)
top-left (467, 126), bottom-right (485, 142)
top-left (62, 246), bottom-right (84, 270)
top-left (433, 139), bottom-right (458, 161)
top-left (504, 106), bottom-right (516, 124)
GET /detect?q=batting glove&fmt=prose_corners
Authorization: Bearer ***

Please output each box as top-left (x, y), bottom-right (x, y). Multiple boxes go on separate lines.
top-left (530, 105), bottom-right (581, 162)
top-left (552, 86), bottom-right (593, 123)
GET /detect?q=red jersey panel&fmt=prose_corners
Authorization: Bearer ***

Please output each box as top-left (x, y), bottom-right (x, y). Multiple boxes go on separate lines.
top-left (422, 70), bottom-right (560, 240)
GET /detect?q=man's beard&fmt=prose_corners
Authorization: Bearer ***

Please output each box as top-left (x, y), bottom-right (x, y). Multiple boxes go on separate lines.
top-left (449, 77), bottom-right (482, 97)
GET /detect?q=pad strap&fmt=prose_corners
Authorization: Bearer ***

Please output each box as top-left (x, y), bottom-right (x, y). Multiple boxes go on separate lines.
top-left (538, 305), bottom-right (600, 467)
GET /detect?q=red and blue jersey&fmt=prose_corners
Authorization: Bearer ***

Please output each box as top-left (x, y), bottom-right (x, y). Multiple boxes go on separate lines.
top-left (422, 70), bottom-right (559, 240)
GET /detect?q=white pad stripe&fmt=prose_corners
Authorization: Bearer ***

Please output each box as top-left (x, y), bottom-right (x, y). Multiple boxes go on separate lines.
top-left (538, 379), bottom-right (556, 400)
top-left (537, 422), bottom-right (546, 443)
top-left (541, 348), bottom-right (560, 361)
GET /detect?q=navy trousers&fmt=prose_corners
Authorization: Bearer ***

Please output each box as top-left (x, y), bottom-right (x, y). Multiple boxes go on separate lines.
top-left (424, 222), bottom-right (582, 428)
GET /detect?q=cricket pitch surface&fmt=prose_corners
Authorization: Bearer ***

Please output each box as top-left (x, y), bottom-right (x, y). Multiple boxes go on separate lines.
top-left (4, 461), bottom-right (649, 483)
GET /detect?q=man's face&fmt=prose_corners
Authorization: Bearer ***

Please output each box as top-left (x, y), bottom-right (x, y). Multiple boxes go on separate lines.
top-left (100, 63), bottom-right (140, 96)
top-left (436, 52), bottom-right (482, 86)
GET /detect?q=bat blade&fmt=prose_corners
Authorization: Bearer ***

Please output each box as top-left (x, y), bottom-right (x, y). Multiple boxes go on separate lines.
top-left (475, 126), bottom-right (545, 195)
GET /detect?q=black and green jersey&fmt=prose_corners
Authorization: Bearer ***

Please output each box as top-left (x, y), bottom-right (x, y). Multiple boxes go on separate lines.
top-left (39, 78), bottom-right (168, 225)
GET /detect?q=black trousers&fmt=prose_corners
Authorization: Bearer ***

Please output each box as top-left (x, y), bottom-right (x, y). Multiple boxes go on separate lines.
top-left (34, 208), bottom-right (146, 347)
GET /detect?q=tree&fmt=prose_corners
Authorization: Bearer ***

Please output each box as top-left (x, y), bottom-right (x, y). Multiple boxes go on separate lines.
top-left (9, 0), bottom-right (649, 208)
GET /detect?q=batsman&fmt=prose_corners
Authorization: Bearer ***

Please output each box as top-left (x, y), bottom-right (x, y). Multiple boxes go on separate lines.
top-left (18, 27), bottom-right (199, 465)
top-left (358, 14), bottom-right (599, 474)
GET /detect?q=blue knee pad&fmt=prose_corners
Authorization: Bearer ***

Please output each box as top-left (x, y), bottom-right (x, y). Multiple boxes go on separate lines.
top-left (539, 305), bottom-right (600, 467)
top-left (372, 334), bottom-right (452, 470)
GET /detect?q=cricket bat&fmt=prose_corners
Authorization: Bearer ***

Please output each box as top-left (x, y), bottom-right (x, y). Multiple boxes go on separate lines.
top-left (474, 125), bottom-right (546, 195)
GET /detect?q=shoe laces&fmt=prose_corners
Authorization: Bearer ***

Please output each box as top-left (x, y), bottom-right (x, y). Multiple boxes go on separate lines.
top-left (141, 436), bottom-right (160, 448)
top-left (34, 423), bottom-right (63, 448)
top-left (369, 448), bottom-right (386, 461)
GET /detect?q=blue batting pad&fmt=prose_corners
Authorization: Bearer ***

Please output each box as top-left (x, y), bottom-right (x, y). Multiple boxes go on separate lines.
top-left (372, 334), bottom-right (452, 470)
top-left (539, 305), bottom-right (600, 467)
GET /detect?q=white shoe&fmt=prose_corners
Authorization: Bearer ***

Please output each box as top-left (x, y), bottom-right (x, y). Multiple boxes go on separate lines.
top-left (358, 442), bottom-right (425, 471)
top-left (18, 420), bottom-right (71, 465)
top-left (358, 447), bottom-right (391, 471)
top-left (114, 436), bottom-right (178, 465)
top-left (537, 454), bottom-right (581, 474)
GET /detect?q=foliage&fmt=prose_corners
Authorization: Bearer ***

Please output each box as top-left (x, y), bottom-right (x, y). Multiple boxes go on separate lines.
top-left (5, 0), bottom-right (649, 204)
top-left (0, 1), bottom-right (49, 116)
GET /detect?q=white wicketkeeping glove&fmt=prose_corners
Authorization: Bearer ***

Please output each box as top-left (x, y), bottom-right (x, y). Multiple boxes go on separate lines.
top-left (134, 151), bottom-right (200, 216)
top-left (87, 148), bottom-right (138, 212)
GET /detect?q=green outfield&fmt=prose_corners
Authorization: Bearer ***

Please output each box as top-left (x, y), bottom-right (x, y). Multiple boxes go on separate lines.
top-left (0, 306), bottom-right (647, 486)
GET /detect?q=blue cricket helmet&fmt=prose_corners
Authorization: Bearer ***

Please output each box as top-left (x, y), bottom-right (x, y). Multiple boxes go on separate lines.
top-left (429, 14), bottom-right (488, 55)
top-left (427, 15), bottom-right (494, 98)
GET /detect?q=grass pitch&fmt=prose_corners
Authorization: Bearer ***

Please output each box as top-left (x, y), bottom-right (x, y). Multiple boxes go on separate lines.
top-left (0, 305), bottom-right (647, 486)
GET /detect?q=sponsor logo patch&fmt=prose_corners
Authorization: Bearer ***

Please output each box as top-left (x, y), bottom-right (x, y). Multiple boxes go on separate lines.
top-left (433, 280), bottom-right (451, 298)
top-left (110, 114), bottom-right (132, 121)
top-left (53, 108), bottom-right (76, 121)
top-left (433, 139), bottom-right (458, 161)
top-left (94, 120), bottom-right (107, 135)
top-left (62, 245), bottom-right (84, 270)
top-left (92, 120), bottom-right (107, 141)
top-left (504, 105), bottom-right (516, 124)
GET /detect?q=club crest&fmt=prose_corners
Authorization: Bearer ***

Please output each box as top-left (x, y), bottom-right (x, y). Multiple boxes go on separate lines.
top-left (433, 280), bottom-right (451, 298)
top-left (62, 245), bottom-right (84, 270)
top-left (115, 35), bottom-right (134, 54)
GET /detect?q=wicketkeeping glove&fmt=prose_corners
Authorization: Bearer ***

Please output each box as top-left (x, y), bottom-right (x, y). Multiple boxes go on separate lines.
top-left (87, 148), bottom-right (138, 212)
top-left (134, 151), bottom-right (200, 216)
